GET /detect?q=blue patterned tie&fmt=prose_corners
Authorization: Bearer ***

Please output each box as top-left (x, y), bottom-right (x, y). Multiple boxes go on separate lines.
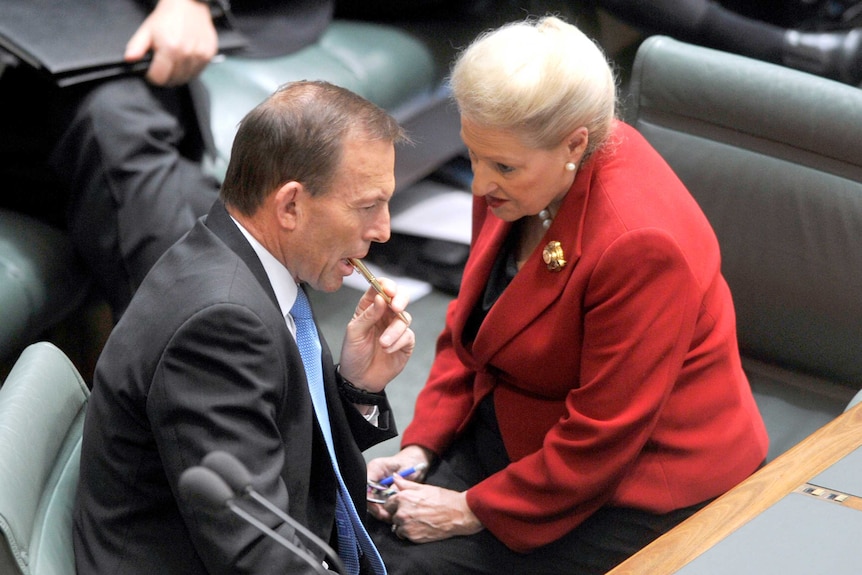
top-left (291, 287), bottom-right (387, 575)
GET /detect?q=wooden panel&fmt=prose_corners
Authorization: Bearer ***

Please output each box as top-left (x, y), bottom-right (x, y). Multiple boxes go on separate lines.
top-left (607, 402), bottom-right (862, 575)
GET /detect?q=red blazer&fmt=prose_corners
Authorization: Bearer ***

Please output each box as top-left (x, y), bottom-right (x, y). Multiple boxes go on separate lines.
top-left (401, 122), bottom-right (768, 552)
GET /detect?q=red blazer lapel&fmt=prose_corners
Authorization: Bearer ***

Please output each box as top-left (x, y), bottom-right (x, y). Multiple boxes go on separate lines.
top-left (468, 160), bottom-right (596, 368)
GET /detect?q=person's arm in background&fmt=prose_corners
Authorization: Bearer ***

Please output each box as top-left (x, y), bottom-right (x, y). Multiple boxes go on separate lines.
top-left (124, 0), bottom-right (218, 86)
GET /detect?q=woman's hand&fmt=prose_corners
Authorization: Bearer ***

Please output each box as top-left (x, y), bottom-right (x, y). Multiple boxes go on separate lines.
top-left (382, 478), bottom-right (484, 543)
top-left (367, 446), bottom-right (431, 487)
top-left (367, 445), bottom-right (482, 544)
top-left (367, 445), bottom-right (431, 517)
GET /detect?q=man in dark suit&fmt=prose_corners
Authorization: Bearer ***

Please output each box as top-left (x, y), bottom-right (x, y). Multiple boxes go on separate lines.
top-left (73, 80), bottom-right (414, 575)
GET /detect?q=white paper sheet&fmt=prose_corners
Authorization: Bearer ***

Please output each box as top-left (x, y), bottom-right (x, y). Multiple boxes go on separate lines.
top-left (389, 180), bottom-right (472, 245)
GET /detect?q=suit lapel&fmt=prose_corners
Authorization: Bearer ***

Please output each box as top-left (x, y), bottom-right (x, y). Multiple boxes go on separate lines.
top-left (205, 200), bottom-right (281, 312)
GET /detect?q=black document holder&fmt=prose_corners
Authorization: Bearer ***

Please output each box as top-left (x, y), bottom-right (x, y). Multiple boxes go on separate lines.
top-left (0, 0), bottom-right (247, 87)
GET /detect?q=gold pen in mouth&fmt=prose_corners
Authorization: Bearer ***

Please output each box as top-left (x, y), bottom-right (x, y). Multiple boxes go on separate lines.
top-left (348, 258), bottom-right (410, 325)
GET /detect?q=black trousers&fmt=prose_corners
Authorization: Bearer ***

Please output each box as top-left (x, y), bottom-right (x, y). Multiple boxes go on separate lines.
top-left (0, 66), bottom-right (219, 318)
top-left (370, 400), bottom-right (709, 575)
top-left (596, 0), bottom-right (861, 65)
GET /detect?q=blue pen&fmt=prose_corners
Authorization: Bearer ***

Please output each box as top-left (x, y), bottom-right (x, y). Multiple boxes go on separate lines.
top-left (378, 462), bottom-right (428, 487)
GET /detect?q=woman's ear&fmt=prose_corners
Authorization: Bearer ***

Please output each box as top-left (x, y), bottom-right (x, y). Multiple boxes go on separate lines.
top-left (567, 126), bottom-right (590, 164)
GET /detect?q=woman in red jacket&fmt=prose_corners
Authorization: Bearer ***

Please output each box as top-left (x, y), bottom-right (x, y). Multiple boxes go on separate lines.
top-left (367, 16), bottom-right (768, 575)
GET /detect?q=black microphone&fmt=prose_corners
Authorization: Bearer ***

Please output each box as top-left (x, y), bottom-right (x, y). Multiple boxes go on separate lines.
top-left (201, 450), bottom-right (346, 575)
top-left (178, 465), bottom-right (330, 575)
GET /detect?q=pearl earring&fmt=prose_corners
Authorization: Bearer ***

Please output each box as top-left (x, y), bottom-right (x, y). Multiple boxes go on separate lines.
top-left (565, 162), bottom-right (576, 172)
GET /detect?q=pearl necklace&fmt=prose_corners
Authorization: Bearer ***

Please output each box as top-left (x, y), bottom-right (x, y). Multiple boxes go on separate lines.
top-left (537, 161), bottom-right (576, 230)
top-left (538, 207), bottom-right (554, 230)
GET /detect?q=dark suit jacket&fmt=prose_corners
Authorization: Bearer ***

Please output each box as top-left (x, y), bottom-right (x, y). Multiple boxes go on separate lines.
top-left (230, 0), bottom-right (334, 59)
top-left (74, 200), bottom-right (396, 574)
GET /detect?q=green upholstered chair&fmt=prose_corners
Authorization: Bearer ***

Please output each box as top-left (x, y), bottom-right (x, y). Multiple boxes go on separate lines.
top-left (0, 211), bottom-right (90, 366)
top-left (625, 36), bottom-right (862, 461)
top-left (0, 342), bottom-right (89, 575)
top-left (201, 20), bottom-right (465, 192)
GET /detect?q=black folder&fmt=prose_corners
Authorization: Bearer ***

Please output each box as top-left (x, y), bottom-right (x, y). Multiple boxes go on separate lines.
top-left (0, 0), bottom-right (247, 87)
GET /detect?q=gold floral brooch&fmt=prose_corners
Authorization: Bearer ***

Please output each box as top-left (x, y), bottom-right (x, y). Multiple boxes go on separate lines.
top-left (542, 241), bottom-right (566, 271)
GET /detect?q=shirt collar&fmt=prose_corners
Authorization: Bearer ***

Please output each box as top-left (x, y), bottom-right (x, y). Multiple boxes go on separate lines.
top-left (230, 215), bottom-right (298, 318)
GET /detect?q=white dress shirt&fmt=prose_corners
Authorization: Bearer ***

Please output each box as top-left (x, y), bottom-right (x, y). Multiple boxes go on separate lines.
top-left (230, 216), bottom-right (378, 423)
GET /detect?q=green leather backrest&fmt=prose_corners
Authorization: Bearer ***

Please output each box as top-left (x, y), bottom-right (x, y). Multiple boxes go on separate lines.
top-left (0, 342), bottom-right (89, 575)
top-left (0, 211), bottom-right (90, 365)
top-left (201, 20), bottom-right (437, 182)
top-left (626, 35), bottom-right (862, 386)
top-left (626, 36), bottom-right (862, 460)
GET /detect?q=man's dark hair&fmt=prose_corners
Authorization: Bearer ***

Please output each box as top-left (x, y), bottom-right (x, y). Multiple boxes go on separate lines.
top-left (220, 80), bottom-right (406, 215)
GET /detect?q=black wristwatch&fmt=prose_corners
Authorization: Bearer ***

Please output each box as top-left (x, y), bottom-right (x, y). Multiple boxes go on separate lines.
top-left (336, 366), bottom-right (387, 406)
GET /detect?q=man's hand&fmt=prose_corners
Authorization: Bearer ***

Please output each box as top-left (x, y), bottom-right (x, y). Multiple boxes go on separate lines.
top-left (124, 0), bottom-right (218, 86)
top-left (338, 277), bottom-right (414, 393)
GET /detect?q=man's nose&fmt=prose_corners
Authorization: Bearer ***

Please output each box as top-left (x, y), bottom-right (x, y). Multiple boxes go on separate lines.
top-left (369, 205), bottom-right (391, 243)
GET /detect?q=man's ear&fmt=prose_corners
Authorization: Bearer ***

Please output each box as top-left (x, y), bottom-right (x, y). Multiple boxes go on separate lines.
top-left (273, 181), bottom-right (302, 230)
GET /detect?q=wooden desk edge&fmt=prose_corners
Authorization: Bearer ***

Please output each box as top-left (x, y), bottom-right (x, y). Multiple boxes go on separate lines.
top-left (606, 402), bottom-right (862, 575)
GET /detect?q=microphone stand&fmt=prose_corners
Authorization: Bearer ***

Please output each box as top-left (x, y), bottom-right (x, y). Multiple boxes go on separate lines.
top-left (202, 450), bottom-right (346, 574)
top-left (179, 466), bottom-right (331, 575)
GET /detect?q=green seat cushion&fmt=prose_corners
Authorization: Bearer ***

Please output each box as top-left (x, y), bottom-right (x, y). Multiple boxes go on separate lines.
top-left (0, 211), bottom-right (90, 362)
top-left (202, 20), bottom-right (437, 180)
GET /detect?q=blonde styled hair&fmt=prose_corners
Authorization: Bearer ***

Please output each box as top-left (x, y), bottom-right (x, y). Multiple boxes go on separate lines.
top-left (450, 16), bottom-right (616, 154)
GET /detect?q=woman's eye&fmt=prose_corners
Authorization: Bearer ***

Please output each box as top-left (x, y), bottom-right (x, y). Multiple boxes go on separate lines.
top-left (496, 163), bottom-right (514, 174)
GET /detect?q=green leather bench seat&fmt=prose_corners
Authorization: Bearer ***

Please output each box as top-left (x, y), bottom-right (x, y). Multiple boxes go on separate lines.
top-left (626, 36), bottom-right (862, 461)
top-left (0, 210), bottom-right (90, 364)
top-left (0, 341), bottom-right (89, 575)
top-left (201, 20), bottom-right (456, 187)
